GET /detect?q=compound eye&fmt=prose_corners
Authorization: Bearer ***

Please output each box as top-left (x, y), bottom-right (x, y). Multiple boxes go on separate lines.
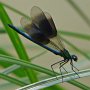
top-left (72, 55), bottom-right (78, 62)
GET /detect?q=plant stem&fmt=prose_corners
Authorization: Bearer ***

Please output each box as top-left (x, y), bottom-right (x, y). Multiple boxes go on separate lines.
top-left (0, 54), bottom-right (90, 90)
top-left (67, 0), bottom-right (90, 27)
top-left (0, 3), bottom-right (38, 83)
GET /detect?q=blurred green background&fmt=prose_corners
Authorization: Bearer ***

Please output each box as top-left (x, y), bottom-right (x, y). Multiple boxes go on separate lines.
top-left (0, 0), bottom-right (90, 90)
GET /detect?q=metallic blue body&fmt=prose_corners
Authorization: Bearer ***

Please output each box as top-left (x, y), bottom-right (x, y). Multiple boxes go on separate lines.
top-left (8, 24), bottom-right (63, 56)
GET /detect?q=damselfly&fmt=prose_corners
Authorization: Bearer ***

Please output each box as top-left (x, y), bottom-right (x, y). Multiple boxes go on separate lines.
top-left (8, 6), bottom-right (80, 81)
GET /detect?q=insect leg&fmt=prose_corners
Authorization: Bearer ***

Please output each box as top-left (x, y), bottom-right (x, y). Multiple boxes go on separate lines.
top-left (59, 60), bottom-right (68, 82)
top-left (70, 60), bottom-right (80, 78)
top-left (70, 62), bottom-right (79, 71)
top-left (60, 63), bottom-right (68, 73)
top-left (51, 60), bottom-right (66, 80)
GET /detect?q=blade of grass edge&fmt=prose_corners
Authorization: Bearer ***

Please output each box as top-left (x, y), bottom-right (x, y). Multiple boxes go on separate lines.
top-left (17, 69), bottom-right (90, 90)
top-left (0, 74), bottom-right (63, 90)
top-left (1, 51), bottom-right (47, 75)
top-left (1, 1), bottom-right (90, 41)
top-left (0, 51), bottom-right (46, 77)
top-left (1, 1), bottom-right (90, 27)
top-left (0, 48), bottom-right (12, 56)
top-left (0, 73), bottom-right (65, 90)
top-left (1, 2), bottom-right (90, 39)
top-left (0, 3), bottom-right (38, 83)
top-left (66, 0), bottom-right (90, 27)
top-left (0, 73), bottom-right (27, 86)
top-left (1, 28), bottom-right (90, 41)
top-left (0, 28), bottom-right (6, 34)
top-left (0, 3), bottom-right (64, 88)
top-left (0, 2), bottom-right (89, 89)
top-left (0, 54), bottom-right (90, 90)
top-left (0, 2), bottom-right (29, 18)
top-left (61, 37), bottom-right (90, 60)
top-left (60, 31), bottom-right (90, 40)
top-left (2, 51), bottom-right (65, 90)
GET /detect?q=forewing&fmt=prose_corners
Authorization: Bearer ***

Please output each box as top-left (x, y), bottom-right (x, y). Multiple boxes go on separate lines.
top-left (50, 35), bottom-right (65, 51)
top-left (20, 6), bottom-right (65, 52)
top-left (20, 17), bottom-right (50, 44)
top-left (20, 17), bottom-right (32, 34)
top-left (44, 12), bottom-right (65, 50)
top-left (44, 12), bottom-right (57, 37)
top-left (30, 6), bottom-right (57, 38)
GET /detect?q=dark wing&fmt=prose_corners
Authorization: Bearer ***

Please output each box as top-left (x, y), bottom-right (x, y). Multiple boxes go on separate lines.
top-left (44, 12), bottom-right (65, 50)
top-left (44, 12), bottom-right (57, 36)
top-left (30, 6), bottom-right (57, 38)
top-left (20, 17), bottom-right (50, 44)
top-left (31, 6), bottom-right (65, 51)
top-left (20, 6), bottom-right (65, 52)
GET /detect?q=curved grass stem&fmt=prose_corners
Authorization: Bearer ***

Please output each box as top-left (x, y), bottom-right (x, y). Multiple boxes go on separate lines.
top-left (17, 69), bottom-right (90, 90)
top-left (0, 54), bottom-right (90, 90)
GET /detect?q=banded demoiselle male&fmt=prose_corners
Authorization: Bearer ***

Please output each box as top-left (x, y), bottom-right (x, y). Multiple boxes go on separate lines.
top-left (8, 6), bottom-right (80, 81)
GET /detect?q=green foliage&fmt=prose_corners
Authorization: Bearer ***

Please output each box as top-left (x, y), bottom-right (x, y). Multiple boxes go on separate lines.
top-left (0, 2), bottom-right (38, 83)
top-left (0, 1), bottom-right (90, 90)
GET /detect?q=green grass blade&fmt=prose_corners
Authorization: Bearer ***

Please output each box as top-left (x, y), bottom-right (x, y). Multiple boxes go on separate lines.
top-left (17, 69), bottom-right (90, 90)
top-left (43, 85), bottom-right (65, 90)
top-left (0, 2), bottom-right (29, 18)
top-left (0, 49), bottom-right (62, 90)
top-left (0, 48), bottom-right (27, 77)
top-left (68, 80), bottom-right (90, 90)
top-left (0, 48), bottom-right (12, 56)
top-left (0, 47), bottom-right (46, 77)
top-left (0, 48), bottom-right (13, 67)
top-left (1, 51), bottom-right (46, 75)
top-left (1, 1), bottom-right (90, 41)
top-left (0, 73), bottom-right (27, 86)
top-left (0, 1), bottom-right (89, 90)
top-left (0, 3), bottom-right (64, 90)
top-left (0, 28), bottom-right (6, 34)
top-left (0, 3), bottom-right (37, 83)
top-left (60, 31), bottom-right (90, 40)
top-left (0, 54), bottom-right (55, 76)
top-left (67, 0), bottom-right (90, 26)
top-left (61, 37), bottom-right (90, 60)
top-left (29, 51), bottom-right (47, 61)
top-left (2, 52), bottom-right (65, 90)
top-left (1, 27), bottom-right (90, 41)
top-left (0, 54), bottom-right (90, 90)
